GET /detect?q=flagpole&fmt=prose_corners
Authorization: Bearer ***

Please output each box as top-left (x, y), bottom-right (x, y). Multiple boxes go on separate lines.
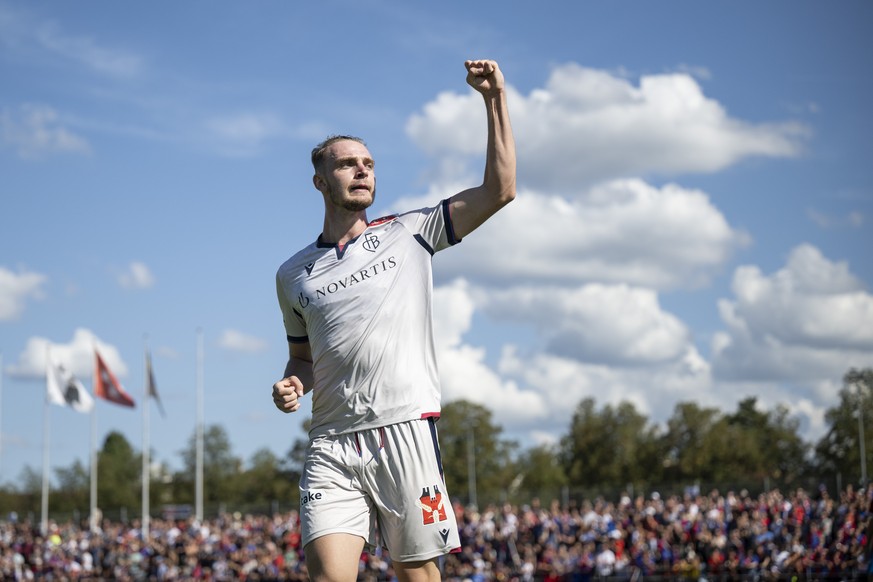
top-left (142, 336), bottom-right (150, 541)
top-left (196, 328), bottom-right (204, 522)
top-left (41, 346), bottom-right (51, 536)
top-left (0, 351), bottom-right (4, 476)
top-left (90, 349), bottom-right (98, 532)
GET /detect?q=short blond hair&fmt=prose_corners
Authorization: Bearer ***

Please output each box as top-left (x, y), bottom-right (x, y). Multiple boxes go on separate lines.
top-left (311, 135), bottom-right (367, 172)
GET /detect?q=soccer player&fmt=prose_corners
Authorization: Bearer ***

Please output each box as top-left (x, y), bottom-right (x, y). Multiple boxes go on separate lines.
top-left (272, 59), bottom-right (516, 582)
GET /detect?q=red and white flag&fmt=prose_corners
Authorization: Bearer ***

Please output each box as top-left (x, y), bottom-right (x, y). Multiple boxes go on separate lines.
top-left (94, 351), bottom-right (136, 408)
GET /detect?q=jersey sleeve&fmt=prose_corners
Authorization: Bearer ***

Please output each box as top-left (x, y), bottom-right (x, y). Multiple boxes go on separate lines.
top-left (395, 199), bottom-right (461, 254)
top-left (276, 270), bottom-right (308, 343)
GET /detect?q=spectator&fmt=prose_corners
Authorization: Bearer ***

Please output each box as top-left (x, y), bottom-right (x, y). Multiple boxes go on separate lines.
top-left (2, 483), bottom-right (871, 580)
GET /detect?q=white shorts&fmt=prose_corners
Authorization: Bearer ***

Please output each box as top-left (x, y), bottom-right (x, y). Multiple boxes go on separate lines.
top-left (299, 417), bottom-right (461, 562)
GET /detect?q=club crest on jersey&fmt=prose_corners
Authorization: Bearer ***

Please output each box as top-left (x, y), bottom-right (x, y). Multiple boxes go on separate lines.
top-left (417, 485), bottom-right (447, 525)
top-left (363, 232), bottom-right (380, 252)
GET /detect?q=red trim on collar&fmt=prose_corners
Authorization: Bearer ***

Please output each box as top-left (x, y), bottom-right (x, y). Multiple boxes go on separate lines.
top-left (368, 214), bottom-right (398, 227)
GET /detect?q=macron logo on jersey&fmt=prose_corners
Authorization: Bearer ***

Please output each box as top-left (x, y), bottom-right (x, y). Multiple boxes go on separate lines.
top-left (305, 262), bottom-right (315, 276)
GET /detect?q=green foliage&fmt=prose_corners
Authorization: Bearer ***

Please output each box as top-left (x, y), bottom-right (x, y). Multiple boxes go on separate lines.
top-left (814, 368), bottom-right (873, 483)
top-left (53, 459), bottom-right (89, 514)
top-left (515, 443), bottom-right (568, 500)
top-left (178, 424), bottom-right (243, 505)
top-left (560, 396), bottom-right (813, 492)
top-left (237, 448), bottom-right (296, 508)
top-left (438, 400), bottom-right (518, 506)
top-left (660, 402), bottom-right (721, 481)
top-left (560, 398), bottom-right (661, 488)
top-left (281, 417), bottom-right (311, 476)
top-left (97, 431), bottom-right (140, 511)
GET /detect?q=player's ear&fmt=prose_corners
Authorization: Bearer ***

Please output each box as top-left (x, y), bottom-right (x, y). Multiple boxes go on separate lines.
top-left (313, 174), bottom-right (325, 192)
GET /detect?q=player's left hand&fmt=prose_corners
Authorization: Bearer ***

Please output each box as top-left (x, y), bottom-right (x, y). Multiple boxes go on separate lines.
top-left (465, 59), bottom-right (505, 96)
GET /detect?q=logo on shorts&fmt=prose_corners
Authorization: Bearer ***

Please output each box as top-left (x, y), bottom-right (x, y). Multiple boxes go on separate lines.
top-left (300, 490), bottom-right (323, 506)
top-left (417, 485), bottom-right (447, 525)
top-left (439, 528), bottom-right (451, 544)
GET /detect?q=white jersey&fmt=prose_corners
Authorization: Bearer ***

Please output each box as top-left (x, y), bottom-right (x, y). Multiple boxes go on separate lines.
top-left (276, 200), bottom-right (460, 438)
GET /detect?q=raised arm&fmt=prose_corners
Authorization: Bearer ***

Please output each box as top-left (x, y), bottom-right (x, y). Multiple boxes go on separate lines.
top-left (448, 59), bottom-right (517, 240)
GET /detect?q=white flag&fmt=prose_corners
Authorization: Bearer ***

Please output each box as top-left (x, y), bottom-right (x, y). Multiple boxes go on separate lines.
top-left (46, 355), bottom-right (95, 413)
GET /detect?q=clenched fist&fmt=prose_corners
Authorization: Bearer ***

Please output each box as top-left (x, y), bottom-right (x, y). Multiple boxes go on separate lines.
top-left (272, 376), bottom-right (305, 413)
top-left (465, 59), bottom-right (505, 96)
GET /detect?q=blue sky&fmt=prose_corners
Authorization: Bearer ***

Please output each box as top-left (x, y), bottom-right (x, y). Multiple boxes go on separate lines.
top-left (1, 1), bottom-right (871, 488)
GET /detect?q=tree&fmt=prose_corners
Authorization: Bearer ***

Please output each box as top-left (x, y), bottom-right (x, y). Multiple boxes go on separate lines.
top-left (238, 448), bottom-right (296, 511)
top-left (9, 465), bottom-right (42, 517)
top-left (659, 398), bottom-right (809, 487)
top-left (177, 424), bottom-right (242, 506)
top-left (726, 398), bottom-right (809, 483)
top-left (438, 400), bottom-right (517, 506)
top-left (660, 402), bottom-right (722, 482)
top-left (54, 459), bottom-right (90, 514)
top-left (278, 416), bottom-right (311, 506)
top-left (560, 398), bottom-right (661, 488)
top-left (515, 443), bottom-right (568, 501)
top-left (815, 368), bottom-right (873, 484)
top-left (282, 417), bottom-right (311, 476)
top-left (97, 431), bottom-right (140, 513)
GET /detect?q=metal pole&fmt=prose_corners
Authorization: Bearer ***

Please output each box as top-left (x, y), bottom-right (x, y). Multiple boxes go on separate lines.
top-left (142, 337), bottom-right (150, 541)
top-left (858, 383), bottom-right (867, 485)
top-left (0, 352), bottom-right (4, 476)
top-left (196, 328), bottom-right (204, 521)
top-left (90, 344), bottom-right (98, 532)
top-left (467, 424), bottom-right (477, 509)
top-left (90, 403), bottom-right (97, 532)
top-left (41, 385), bottom-right (50, 536)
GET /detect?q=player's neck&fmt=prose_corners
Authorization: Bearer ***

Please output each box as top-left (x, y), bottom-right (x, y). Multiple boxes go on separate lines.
top-left (321, 210), bottom-right (369, 247)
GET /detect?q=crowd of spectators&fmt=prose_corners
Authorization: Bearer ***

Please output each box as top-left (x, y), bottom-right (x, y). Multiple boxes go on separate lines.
top-left (1, 484), bottom-right (870, 580)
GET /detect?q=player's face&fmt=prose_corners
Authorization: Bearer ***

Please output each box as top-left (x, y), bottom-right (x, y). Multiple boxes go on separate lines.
top-left (318, 140), bottom-right (376, 212)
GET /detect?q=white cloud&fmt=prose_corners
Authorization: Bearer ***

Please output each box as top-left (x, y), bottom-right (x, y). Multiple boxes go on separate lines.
top-left (117, 261), bottom-right (155, 290)
top-left (432, 279), bottom-right (715, 436)
top-left (400, 179), bottom-right (747, 290)
top-left (204, 112), bottom-right (287, 157)
top-left (479, 283), bottom-right (691, 367)
top-left (672, 64), bottom-right (712, 80)
top-left (713, 244), bottom-right (873, 383)
top-left (0, 104), bottom-right (91, 159)
top-left (0, 266), bottom-right (46, 321)
top-left (0, 5), bottom-right (143, 78)
top-left (431, 277), bottom-right (837, 444)
top-left (217, 329), bottom-right (268, 353)
top-left (494, 345), bottom-right (715, 439)
top-left (407, 64), bottom-right (808, 190)
top-left (6, 328), bottom-right (128, 379)
top-left (35, 22), bottom-right (144, 78)
top-left (433, 281), bottom-right (548, 423)
top-left (424, 246), bottom-right (861, 447)
top-left (432, 279), bottom-right (476, 350)
top-left (807, 208), bottom-right (865, 229)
